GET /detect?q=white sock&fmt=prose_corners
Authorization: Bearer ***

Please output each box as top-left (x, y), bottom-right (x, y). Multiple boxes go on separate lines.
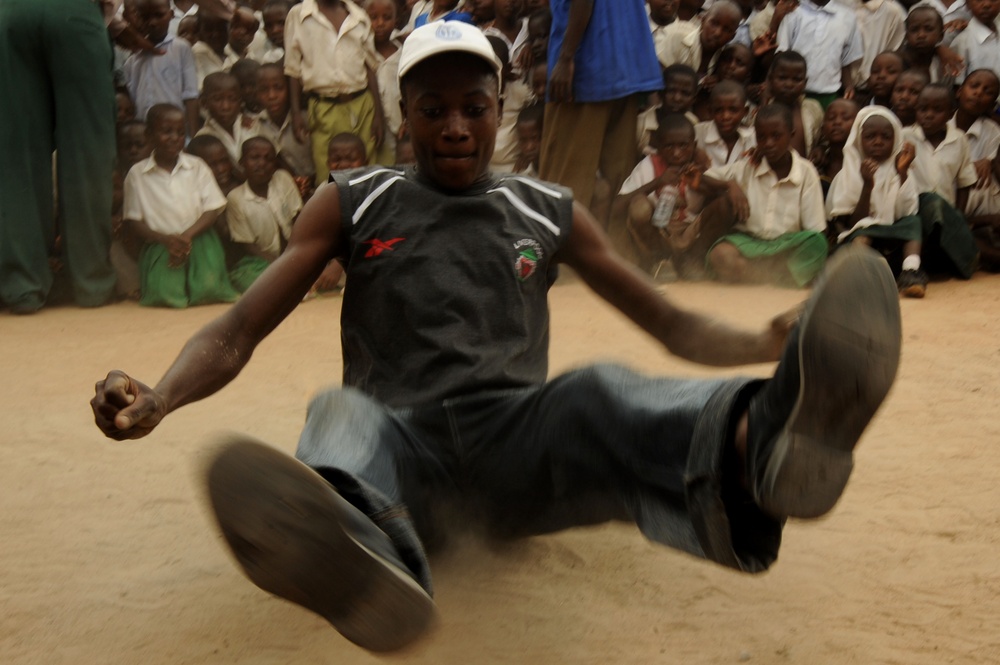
top-left (902, 254), bottom-right (921, 272)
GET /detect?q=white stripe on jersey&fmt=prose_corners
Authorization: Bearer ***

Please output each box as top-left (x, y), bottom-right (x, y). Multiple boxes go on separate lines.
top-left (503, 175), bottom-right (564, 199)
top-left (487, 186), bottom-right (561, 236)
top-left (352, 176), bottom-right (406, 225)
top-left (348, 168), bottom-right (404, 187)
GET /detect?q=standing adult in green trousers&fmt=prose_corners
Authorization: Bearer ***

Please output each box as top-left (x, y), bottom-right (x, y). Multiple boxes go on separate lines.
top-left (0, 0), bottom-right (121, 313)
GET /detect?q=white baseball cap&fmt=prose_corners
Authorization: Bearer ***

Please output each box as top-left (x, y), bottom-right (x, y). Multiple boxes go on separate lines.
top-left (397, 21), bottom-right (503, 83)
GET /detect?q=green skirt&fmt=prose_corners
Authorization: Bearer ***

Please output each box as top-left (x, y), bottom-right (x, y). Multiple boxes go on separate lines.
top-left (139, 229), bottom-right (239, 308)
top-left (228, 255), bottom-right (270, 293)
top-left (713, 230), bottom-right (828, 287)
top-left (842, 215), bottom-right (922, 243)
top-left (918, 193), bottom-right (979, 279)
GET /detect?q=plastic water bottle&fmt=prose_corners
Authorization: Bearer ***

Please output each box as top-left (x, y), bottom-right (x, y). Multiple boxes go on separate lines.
top-left (651, 185), bottom-right (678, 228)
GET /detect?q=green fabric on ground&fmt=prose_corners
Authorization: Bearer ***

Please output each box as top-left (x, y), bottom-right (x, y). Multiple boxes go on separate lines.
top-left (715, 231), bottom-right (829, 287)
top-left (918, 193), bottom-right (979, 279)
top-left (228, 255), bottom-right (270, 292)
top-left (844, 215), bottom-right (922, 243)
top-left (139, 230), bottom-right (239, 308)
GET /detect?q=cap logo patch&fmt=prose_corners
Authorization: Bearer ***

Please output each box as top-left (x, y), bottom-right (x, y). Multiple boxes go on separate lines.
top-left (435, 24), bottom-right (463, 40)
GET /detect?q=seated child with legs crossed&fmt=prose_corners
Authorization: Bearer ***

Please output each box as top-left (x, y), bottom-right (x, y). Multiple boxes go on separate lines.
top-left (826, 107), bottom-right (926, 297)
top-left (122, 104), bottom-right (239, 308)
top-left (699, 103), bottom-right (829, 286)
top-left (903, 83), bottom-right (980, 280)
top-left (224, 137), bottom-right (303, 292)
top-left (952, 69), bottom-right (1000, 270)
top-left (614, 114), bottom-right (734, 280)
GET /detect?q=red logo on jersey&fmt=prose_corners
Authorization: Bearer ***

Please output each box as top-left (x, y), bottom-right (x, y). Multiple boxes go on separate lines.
top-left (362, 237), bottom-right (405, 258)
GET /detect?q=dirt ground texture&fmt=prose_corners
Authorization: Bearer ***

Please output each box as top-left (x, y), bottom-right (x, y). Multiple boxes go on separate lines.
top-left (2, 274), bottom-right (999, 664)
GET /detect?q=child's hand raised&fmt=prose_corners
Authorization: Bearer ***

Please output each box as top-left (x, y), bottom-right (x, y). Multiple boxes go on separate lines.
top-left (896, 142), bottom-right (915, 178)
top-left (860, 158), bottom-right (879, 185)
top-left (752, 31), bottom-right (778, 57)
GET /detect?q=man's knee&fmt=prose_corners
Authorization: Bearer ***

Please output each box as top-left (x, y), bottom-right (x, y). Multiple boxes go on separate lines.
top-left (709, 242), bottom-right (746, 281)
top-left (627, 195), bottom-right (654, 226)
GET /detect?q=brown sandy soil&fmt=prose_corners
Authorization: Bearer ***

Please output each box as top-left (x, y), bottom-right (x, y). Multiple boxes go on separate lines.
top-left (2, 274), bottom-right (999, 665)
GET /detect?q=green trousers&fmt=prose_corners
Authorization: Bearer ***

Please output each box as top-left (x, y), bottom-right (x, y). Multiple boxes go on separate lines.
top-left (0, 0), bottom-right (117, 310)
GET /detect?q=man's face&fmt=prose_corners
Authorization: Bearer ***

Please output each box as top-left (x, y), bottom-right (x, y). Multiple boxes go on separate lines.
top-left (466, 0), bottom-right (496, 24)
top-left (400, 54), bottom-right (500, 191)
top-left (717, 47), bottom-right (752, 83)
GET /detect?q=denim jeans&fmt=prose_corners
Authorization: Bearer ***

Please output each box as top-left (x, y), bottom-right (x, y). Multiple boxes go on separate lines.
top-left (295, 363), bottom-right (783, 595)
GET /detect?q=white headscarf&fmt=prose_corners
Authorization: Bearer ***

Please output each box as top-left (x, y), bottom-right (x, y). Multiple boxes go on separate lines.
top-left (826, 107), bottom-right (919, 242)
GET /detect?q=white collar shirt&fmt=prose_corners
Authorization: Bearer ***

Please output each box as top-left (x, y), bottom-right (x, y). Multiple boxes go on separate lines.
top-left (123, 153), bottom-right (227, 235)
top-left (951, 18), bottom-right (1000, 84)
top-left (196, 114), bottom-right (263, 164)
top-left (777, 0), bottom-right (864, 93)
top-left (854, 0), bottom-right (906, 83)
top-left (225, 170), bottom-right (303, 258)
top-left (705, 151), bottom-right (827, 238)
top-left (903, 124), bottom-right (979, 204)
top-left (284, 0), bottom-right (377, 96)
top-left (695, 121), bottom-right (757, 168)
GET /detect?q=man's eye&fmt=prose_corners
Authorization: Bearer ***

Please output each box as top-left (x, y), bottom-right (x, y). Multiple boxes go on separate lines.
top-left (420, 107), bottom-right (442, 119)
top-left (467, 106), bottom-right (487, 117)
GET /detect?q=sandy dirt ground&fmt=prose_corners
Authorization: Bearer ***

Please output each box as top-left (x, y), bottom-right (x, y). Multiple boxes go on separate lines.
top-left (3, 273), bottom-right (1000, 665)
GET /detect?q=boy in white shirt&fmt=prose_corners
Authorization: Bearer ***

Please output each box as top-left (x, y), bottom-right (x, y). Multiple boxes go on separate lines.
top-left (952, 70), bottom-right (1000, 268)
top-left (196, 72), bottom-right (263, 168)
top-left (701, 103), bottom-right (828, 285)
top-left (853, 0), bottom-right (906, 90)
top-left (123, 104), bottom-right (238, 307)
top-left (225, 137), bottom-right (303, 291)
top-left (776, 0), bottom-right (864, 105)
top-left (695, 80), bottom-right (756, 168)
top-left (950, 0), bottom-right (1000, 84)
top-left (903, 84), bottom-right (980, 278)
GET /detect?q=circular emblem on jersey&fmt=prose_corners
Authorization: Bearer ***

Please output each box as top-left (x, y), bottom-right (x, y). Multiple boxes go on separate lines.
top-left (513, 238), bottom-right (543, 282)
top-left (435, 24), bottom-right (463, 41)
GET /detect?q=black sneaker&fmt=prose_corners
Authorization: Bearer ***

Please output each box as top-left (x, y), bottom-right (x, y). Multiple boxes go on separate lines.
top-left (204, 437), bottom-right (437, 652)
top-left (896, 268), bottom-right (928, 298)
top-left (745, 246), bottom-right (902, 519)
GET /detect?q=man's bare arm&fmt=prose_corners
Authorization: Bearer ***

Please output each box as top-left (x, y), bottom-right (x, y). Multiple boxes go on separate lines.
top-left (91, 185), bottom-right (345, 440)
top-left (555, 202), bottom-right (791, 366)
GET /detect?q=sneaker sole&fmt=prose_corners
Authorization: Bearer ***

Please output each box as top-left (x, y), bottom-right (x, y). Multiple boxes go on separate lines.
top-left (203, 437), bottom-right (437, 652)
top-left (759, 247), bottom-right (902, 518)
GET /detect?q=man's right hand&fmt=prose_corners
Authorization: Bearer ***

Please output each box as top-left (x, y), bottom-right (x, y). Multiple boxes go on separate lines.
top-left (92, 371), bottom-right (167, 440)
